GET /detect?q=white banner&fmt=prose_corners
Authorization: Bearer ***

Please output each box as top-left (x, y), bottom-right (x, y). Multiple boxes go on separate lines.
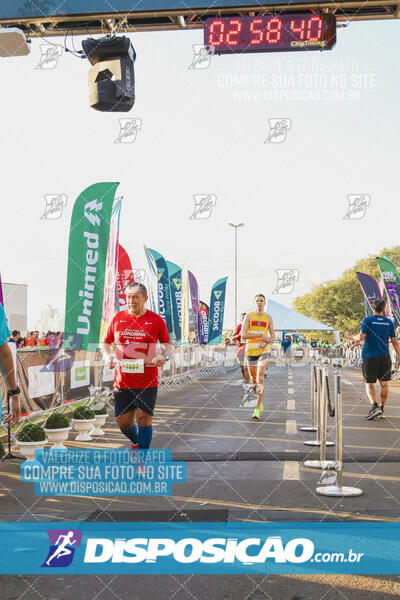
top-left (28, 365), bottom-right (55, 399)
top-left (70, 360), bottom-right (90, 389)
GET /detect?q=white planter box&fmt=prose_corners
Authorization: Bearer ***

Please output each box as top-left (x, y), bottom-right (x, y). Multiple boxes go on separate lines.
top-left (91, 414), bottom-right (107, 437)
top-left (43, 426), bottom-right (71, 450)
top-left (71, 418), bottom-right (96, 442)
top-left (16, 439), bottom-right (47, 461)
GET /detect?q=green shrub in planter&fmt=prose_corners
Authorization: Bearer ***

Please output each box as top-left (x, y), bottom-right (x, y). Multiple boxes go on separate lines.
top-left (17, 423), bottom-right (46, 442)
top-left (73, 406), bottom-right (95, 420)
top-left (0, 437), bottom-right (5, 460)
top-left (91, 401), bottom-right (108, 415)
top-left (45, 412), bottom-right (70, 429)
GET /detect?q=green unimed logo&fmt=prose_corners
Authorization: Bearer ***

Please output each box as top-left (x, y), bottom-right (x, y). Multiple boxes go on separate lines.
top-left (75, 366), bottom-right (87, 381)
top-left (214, 290), bottom-right (222, 300)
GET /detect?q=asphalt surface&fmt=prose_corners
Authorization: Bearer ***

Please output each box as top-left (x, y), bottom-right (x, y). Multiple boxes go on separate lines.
top-left (1, 361), bottom-right (400, 598)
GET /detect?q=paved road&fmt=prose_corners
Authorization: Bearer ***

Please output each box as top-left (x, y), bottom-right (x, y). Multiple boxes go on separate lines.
top-left (1, 362), bottom-right (400, 598)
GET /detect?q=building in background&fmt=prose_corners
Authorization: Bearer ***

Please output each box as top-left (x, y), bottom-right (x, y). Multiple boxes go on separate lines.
top-left (3, 282), bottom-right (27, 332)
top-left (35, 304), bottom-right (64, 332)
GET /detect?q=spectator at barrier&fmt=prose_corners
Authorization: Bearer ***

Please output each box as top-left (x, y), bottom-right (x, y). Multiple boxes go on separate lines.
top-left (0, 303), bottom-right (21, 426)
top-left (281, 333), bottom-right (292, 367)
top-left (9, 330), bottom-right (20, 345)
top-left (25, 332), bottom-right (36, 347)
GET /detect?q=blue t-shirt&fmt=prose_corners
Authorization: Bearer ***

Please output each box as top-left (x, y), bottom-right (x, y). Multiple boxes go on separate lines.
top-left (361, 315), bottom-right (396, 359)
top-left (281, 338), bottom-right (292, 350)
top-left (0, 304), bottom-right (11, 412)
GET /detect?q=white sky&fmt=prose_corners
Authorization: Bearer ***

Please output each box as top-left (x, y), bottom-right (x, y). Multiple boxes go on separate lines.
top-left (1, 18), bottom-right (400, 329)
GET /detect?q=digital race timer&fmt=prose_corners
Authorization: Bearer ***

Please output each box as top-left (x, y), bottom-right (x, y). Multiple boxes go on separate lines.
top-left (204, 14), bottom-right (336, 54)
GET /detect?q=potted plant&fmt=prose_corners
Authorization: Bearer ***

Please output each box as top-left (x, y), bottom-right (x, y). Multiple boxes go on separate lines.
top-left (16, 423), bottom-right (47, 461)
top-left (44, 412), bottom-right (71, 450)
top-left (90, 400), bottom-right (108, 437)
top-left (71, 406), bottom-right (96, 441)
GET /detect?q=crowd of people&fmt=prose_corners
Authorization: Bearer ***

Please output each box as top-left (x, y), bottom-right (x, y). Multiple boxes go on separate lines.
top-left (8, 330), bottom-right (63, 348)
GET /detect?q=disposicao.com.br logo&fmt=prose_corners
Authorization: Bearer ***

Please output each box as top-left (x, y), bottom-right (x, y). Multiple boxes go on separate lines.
top-left (82, 536), bottom-right (361, 565)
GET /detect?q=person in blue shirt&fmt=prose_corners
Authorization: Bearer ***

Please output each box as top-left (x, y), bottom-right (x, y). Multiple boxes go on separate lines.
top-left (0, 304), bottom-right (20, 426)
top-left (281, 334), bottom-right (292, 367)
top-left (346, 299), bottom-right (400, 420)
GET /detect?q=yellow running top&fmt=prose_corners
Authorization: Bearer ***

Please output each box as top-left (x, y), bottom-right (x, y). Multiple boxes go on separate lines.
top-left (245, 311), bottom-right (271, 356)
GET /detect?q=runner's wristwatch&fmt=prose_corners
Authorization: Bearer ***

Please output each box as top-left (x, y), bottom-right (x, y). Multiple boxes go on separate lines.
top-left (7, 386), bottom-right (20, 397)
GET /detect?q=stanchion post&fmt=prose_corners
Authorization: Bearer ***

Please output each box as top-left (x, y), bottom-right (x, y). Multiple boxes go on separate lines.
top-left (300, 357), bottom-right (317, 432)
top-left (316, 359), bottom-right (363, 497)
top-left (304, 357), bottom-right (334, 468)
top-left (304, 356), bottom-right (323, 446)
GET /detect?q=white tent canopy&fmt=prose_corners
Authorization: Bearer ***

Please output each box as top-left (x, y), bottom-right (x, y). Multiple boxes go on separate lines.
top-left (266, 299), bottom-right (335, 332)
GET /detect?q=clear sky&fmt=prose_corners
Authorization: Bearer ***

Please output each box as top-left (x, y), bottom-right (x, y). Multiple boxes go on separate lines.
top-left (1, 18), bottom-right (400, 329)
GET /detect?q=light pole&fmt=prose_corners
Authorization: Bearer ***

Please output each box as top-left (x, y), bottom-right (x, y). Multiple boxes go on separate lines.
top-left (228, 222), bottom-right (244, 327)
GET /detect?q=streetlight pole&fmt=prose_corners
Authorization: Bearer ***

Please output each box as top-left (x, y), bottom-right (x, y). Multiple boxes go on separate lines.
top-left (228, 222), bottom-right (244, 327)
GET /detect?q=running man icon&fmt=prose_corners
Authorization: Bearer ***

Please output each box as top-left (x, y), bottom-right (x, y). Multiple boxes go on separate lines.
top-left (42, 529), bottom-right (82, 568)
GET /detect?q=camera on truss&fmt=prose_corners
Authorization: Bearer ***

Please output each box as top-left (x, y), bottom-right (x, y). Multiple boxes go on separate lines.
top-left (81, 36), bottom-right (136, 112)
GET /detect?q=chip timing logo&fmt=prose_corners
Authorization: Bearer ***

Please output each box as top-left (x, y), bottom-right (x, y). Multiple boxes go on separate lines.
top-left (83, 536), bottom-right (314, 564)
top-left (42, 530), bottom-right (82, 568)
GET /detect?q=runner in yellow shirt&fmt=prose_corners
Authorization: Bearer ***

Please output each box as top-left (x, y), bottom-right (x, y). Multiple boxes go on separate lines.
top-left (241, 294), bottom-right (276, 420)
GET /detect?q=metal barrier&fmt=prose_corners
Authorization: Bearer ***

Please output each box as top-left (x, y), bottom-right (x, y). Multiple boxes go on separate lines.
top-left (315, 358), bottom-right (363, 497)
top-left (0, 344), bottom-right (237, 449)
top-left (303, 356), bottom-right (334, 452)
top-left (299, 357), bottom-right (318, 433)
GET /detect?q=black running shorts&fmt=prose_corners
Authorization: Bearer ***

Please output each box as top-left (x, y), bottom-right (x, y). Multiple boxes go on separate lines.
top-left (246, 353), bottom-right (270, 364)
top-left (113, 387), bottom-right (158, 417)
top-left (362, 354), bottom-right (392, 384)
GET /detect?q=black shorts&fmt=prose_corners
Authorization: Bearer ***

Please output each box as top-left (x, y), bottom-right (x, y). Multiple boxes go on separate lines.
top-left (362, 354), bottom-right (392, 384)
top-left (113, 387), bottom-right (158, 417)
top-left (246, 353), bottom-right (270, 364)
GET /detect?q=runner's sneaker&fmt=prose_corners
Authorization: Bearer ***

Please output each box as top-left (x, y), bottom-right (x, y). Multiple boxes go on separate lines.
top-left (378, 405), bottom-right (385, 419)
top-left (252, 408), bottom-right (260, 420)
top-left (365, 403), bottom-right (382, 420)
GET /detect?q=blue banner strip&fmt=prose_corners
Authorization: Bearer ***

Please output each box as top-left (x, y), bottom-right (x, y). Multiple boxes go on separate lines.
top-left (0, 522), bottom-right (399, 574)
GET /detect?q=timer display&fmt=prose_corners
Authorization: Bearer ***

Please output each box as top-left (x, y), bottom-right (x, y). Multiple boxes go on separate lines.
top-left (204, 14), bottom-right (336, 54)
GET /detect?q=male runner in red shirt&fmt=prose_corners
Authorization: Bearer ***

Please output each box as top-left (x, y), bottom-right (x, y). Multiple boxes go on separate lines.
top-left (103, 282), bottom-right (173, 449)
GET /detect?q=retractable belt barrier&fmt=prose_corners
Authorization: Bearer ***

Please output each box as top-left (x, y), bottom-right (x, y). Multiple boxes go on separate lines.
top-left (300, 357), bottom-right (363, 497)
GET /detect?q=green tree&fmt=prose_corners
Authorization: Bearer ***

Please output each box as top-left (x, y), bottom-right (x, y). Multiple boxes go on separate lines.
top-left (293, 246), bottom-right (400, 336)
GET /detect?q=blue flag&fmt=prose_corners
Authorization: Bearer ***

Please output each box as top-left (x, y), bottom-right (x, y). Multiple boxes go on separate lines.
top-left (208, 277), bottom-right (228, 344)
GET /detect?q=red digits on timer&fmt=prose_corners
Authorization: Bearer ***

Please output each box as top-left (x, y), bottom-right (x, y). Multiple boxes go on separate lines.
top-left (208, 20), bottom-right (225, 46)
top-left (249, 19), bottom-right (263, 45)
top-left (290, 16), bottom-right (322, 41)
top-left (226, 19), bottom-right (242, 46)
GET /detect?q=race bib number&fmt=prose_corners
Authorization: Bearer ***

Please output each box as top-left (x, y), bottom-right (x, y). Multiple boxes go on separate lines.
top-left (121, 359), bottom-right (144, 374)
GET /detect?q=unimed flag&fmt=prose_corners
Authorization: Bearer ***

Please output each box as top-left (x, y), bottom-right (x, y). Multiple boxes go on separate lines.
top-left (147, 248), bottom-right (174, 340)
top-left (63, 182), bottom-right (119, 351)
top-left (208, 277), bottom-right (227, 344)
top-left (167, 261), bottom-right (182, 344)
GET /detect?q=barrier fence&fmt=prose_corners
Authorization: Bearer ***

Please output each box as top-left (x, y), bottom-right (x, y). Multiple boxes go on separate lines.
top-left (0, 344), bottom-right (237, 444)
top-left (302, 355), bottom-right (363, 498)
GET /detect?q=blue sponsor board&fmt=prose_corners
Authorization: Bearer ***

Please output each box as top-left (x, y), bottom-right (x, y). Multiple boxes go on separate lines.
top-left (0, 522), bottom-right (400, 574)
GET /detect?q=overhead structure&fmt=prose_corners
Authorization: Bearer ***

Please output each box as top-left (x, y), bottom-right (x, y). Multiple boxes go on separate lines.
top-left (266, 299), bottom-right (335, 332)
top-left (0, 0), bottom-right (399, 39)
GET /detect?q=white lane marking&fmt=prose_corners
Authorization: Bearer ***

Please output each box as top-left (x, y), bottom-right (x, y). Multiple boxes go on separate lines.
top-left (286, 420), bottom-right (297, 435)
top-left (288, 388), bottom-right (295, 394)
top-left (287, 399), bottom-right (295, 411)
top-left (283, 461), bottom-right (300, 480)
